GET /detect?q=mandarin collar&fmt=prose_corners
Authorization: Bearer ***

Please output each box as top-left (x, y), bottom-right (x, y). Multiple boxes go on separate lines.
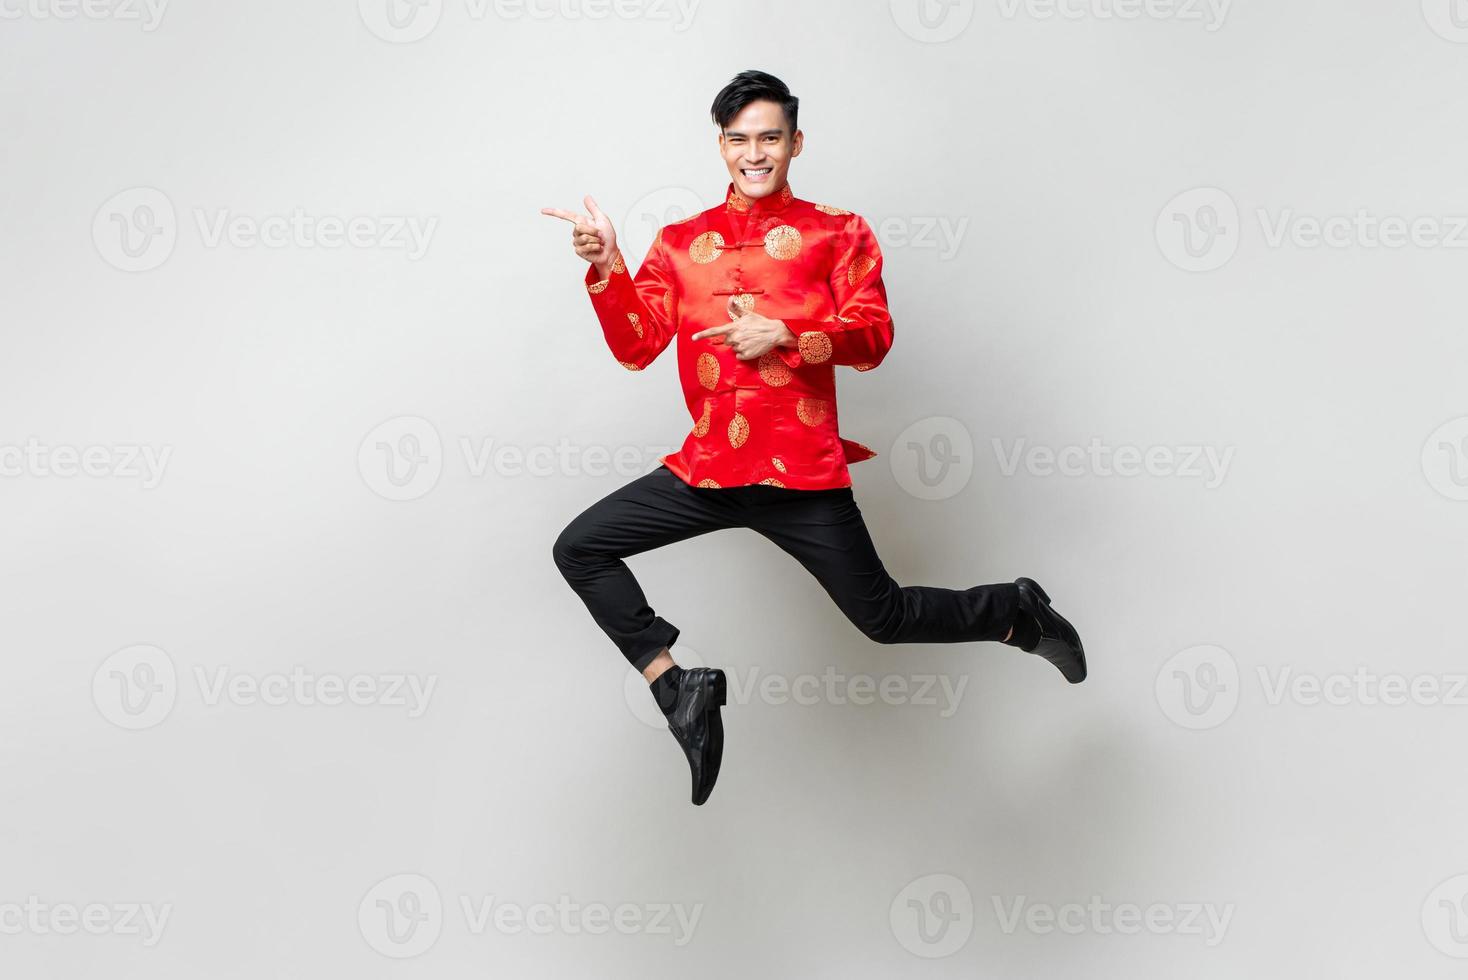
top-left (725, 179), bottom-right (795, 215)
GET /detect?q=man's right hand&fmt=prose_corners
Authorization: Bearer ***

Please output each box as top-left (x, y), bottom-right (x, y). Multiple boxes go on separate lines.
top-left (540, 195), bottom-right (620, 280)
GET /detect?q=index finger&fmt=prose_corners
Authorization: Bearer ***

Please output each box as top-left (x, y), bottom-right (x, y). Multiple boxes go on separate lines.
top-left (540, 207), bottom-right (585, 224)
top-left (691, 324), bottom-right (733, 341)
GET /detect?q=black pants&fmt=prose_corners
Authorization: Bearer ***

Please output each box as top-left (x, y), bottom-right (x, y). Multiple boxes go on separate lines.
top-left (552, 464), bottom-right (1021, 672)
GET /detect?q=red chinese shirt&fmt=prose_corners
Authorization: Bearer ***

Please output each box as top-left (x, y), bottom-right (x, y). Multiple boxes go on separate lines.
top-left (583, 180), bottom-right (893, 490)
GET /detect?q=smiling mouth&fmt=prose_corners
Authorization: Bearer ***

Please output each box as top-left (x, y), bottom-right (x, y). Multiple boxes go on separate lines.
top-left (741, 167), bottom-right (773, 179)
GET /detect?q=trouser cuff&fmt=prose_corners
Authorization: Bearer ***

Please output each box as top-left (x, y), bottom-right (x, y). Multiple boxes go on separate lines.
top-left (628, 616), bottom-right (680, 673)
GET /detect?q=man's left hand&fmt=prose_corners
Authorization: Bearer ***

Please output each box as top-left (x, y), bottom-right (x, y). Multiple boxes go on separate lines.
top-left (691, 297), bottom-right (795, 360)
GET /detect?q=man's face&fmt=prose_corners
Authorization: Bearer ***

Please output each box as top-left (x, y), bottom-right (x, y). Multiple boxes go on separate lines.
top-left (719, 99), bottom-right (802, 200)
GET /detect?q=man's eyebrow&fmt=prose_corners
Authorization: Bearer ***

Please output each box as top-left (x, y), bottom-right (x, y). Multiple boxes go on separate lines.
top-left (723, 129), bottom-right (785, 138)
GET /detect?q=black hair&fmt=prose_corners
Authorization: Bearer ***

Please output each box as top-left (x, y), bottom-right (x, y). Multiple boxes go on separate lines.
top-left (710, 70), bottom-right (799, 136)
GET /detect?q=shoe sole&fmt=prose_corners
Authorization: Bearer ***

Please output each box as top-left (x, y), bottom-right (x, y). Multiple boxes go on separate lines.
top-left (693, 669), bottom-right (727, 806)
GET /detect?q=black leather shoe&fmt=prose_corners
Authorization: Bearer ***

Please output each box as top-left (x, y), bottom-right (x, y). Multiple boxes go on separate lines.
top-left (665, 667), bottom-right (728, 805)
top-left (1014, 578), bottom-right (1087, 683)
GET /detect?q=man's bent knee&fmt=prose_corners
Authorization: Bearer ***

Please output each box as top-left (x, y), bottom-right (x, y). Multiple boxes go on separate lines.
top-left (551, 522), bottom-right (584, 574)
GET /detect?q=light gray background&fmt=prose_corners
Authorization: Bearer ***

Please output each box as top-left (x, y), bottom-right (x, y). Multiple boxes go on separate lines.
top-left (3, 0), bottom-right (1467, 976)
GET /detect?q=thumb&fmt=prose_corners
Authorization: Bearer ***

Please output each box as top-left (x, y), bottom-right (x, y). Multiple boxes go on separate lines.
top-left (727, 295), bottom-right (742, 319)
top-left (584, 194), bottom-right (607, 224)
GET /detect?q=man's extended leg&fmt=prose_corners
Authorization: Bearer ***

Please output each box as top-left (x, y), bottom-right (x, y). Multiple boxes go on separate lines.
top-left (744, 485), bottom-right (1022, 644)
top-left (743, 484), bottom-right (1085, 680)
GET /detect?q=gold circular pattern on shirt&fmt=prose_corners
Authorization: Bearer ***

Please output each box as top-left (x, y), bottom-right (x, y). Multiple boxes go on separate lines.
top-left (611, 252), bottom-right (626, 275)
top-left (693, 399), bottom-right (712, 438)
top-left (854, 362), bottom-right (876, 371)
top-left (697, 478), bottom-right (721, 488)
top-left (771, 456), bottom-right (787, 473)
top-left (663, 291), bottom-right (673, 318)
top-left (764, 225), bottom-right (802, 260)
top-left (848, 253), bottom-right (877, 286)
top-left (728, 412), bottom-right (750, 448)
top-left (759, 477), bottom-right (785, 487)
top-left (728, 293), bottom-right (754, 319)
top-left (696, 352), bottom-right (720, 389)
top-left (797, 331), bottom-right (832, 364)
top-left (814, 203), bottom-right (851, 215)
top-left (627, 312), bottom-right (642, 338)
top-left (587, 278), bottom-right (609, 294)
top-left (689, 231), bottom-right (726, 264)
top-left (796, 397), bottom-right (829, 426)
top-left (618, 360), bottom-right (642, 371)
top-left (757, 351), bottom-right (791, 386)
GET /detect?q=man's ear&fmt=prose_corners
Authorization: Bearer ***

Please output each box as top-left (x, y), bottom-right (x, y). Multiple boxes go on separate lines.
top-left (791, 129), bottom-right (803, 157)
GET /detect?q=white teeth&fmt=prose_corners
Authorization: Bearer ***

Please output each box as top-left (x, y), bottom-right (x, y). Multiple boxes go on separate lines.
top-left (744, 168), bottom-right (771, 175)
